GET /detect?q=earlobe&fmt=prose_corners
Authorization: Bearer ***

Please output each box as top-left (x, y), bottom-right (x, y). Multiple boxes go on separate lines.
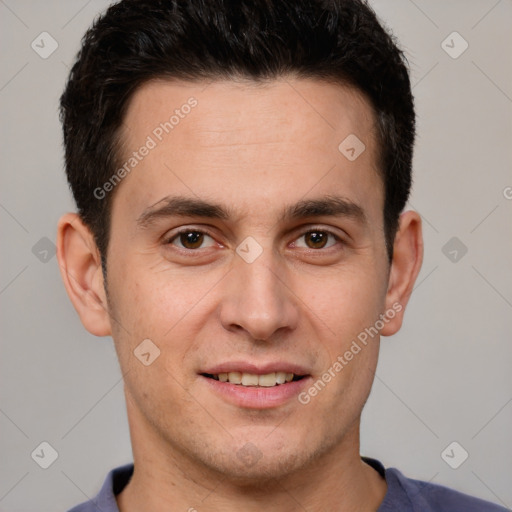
top-left (380, 210), bottom-right (423, 337)
top-left (56, 213), bottom-right (112, 337)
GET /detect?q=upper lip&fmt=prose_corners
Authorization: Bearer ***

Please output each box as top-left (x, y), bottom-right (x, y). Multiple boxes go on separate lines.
top-left (201, 361), bottom-right (310, 376)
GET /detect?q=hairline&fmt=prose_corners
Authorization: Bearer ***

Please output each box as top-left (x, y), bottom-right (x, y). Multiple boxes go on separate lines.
top-left (99, 74), bottom-right (392, 276)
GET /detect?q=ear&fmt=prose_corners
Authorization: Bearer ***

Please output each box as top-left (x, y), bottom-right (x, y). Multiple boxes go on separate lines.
top-left (380, 210), bottom-right (423, 336)
top-left (56, 213), bottom-right (112, 337)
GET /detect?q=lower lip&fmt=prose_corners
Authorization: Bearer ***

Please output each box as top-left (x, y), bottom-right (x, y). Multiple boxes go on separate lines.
top-left (200, 375), bottom-right (311, 409)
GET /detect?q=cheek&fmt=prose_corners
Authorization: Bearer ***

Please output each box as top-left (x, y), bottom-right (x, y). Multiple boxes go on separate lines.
top-left (298, 265), bottom-right (386, 338)
top-left (109, 256), bottom-right (199, 334)
top-left (108, 271), bottom-right (201, 414)
top-left (107, 257), bottom-right (225, 383)
top-left (290, 264), bottom-right (387, 398)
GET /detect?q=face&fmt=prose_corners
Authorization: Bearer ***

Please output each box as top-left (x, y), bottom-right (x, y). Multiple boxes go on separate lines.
top-left (104, 78), bottom-right (395, 482)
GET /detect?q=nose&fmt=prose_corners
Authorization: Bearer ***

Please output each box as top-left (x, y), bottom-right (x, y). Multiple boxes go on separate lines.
top-left (219, 244), bottom-right (300, 342)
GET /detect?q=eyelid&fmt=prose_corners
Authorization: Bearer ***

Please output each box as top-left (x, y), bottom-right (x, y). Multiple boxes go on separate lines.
top-left (289, 225), bottom-right (345, 248)
top-left (164, 226), bottom-right (218, 247)
top-left (293, 225), bottom-right (344, 238)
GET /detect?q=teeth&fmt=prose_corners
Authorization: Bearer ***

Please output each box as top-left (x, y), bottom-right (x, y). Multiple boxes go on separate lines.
top-left (228, 372), bottom-right (242, 384)
top-left (213, 371), bottom-right (299, 387)
top-left (276, 372), bottom-right (287, 384)
top-left (258, 372), bottom-right (276, 387)
top-left (241, 373), bottom-right (259, 386)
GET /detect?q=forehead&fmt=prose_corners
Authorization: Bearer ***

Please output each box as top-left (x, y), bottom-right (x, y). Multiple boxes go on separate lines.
top-left (121, 77), bottom-right (377, 152)
top-left (114, 77), bottom-right (382, 225)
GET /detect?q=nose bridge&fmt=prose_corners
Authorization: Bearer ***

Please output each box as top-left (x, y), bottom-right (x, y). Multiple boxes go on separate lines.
top-left (220, 240), bottom-right (298, 340)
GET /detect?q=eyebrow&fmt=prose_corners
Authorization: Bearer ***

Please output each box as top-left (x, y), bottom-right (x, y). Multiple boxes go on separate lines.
top-left (136, 194), bottom-right (367, 229)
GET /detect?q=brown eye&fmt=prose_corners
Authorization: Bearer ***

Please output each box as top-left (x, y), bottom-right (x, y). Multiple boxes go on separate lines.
top-left (295, 230), bottom-right (339, 250)
top-left (179, 231), bottom-right (203, 249)
top-left (305, 231), bottom-right (328, 249)
top-left (167, 230), bottom-right (215, 250)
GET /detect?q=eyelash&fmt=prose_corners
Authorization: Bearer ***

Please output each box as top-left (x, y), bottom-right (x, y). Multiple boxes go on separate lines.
top-left (164, 227), bottom-right (344, 252)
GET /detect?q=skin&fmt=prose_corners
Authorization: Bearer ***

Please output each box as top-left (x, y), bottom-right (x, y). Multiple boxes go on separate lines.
top-left (57, 77), bottom-right (423, 511)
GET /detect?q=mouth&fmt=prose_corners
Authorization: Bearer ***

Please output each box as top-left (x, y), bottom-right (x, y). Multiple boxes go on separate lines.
top-left (199, 364), bottom-right (312, 409)
top-left (201, 372), bottom-right (307, 387)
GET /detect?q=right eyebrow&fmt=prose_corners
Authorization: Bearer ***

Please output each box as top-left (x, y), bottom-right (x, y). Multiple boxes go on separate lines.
top-left (136, 196), bottom-right (231, 229)
top-left (136, 194), bottom-right (367, 230)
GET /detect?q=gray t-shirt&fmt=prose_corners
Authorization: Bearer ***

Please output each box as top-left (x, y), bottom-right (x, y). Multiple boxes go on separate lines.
top-left (67, 458), bottom-right (508, 511)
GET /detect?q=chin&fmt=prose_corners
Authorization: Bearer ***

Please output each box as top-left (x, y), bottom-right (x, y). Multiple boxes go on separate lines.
top-left (207, 449), bottom-right (307, 487)
top-left (190, 431), bottom-right (327, 487)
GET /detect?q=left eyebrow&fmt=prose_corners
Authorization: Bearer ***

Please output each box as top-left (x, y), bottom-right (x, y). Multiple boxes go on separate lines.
top-left (136, 194), bottom-right (367, 229)
top-left (281, 195), bottom-right (367, 225)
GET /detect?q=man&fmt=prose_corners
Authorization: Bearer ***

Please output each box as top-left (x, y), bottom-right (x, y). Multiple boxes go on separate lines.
top-left (57, 0), bottom-right (507, 510)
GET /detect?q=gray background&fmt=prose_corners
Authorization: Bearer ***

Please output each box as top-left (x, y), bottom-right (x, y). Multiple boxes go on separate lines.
top-left (1, 1), bottom-right (511, 510)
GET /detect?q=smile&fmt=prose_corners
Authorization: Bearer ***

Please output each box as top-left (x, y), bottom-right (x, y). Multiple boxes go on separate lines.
top-left (200, 365), bottom-right (312, 409)
top-left (202, 372), bottom-right (306, 387)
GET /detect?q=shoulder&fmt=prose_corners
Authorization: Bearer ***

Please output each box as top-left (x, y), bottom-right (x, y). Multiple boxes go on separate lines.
top-left (383, 465), bottom-right (509, 511)
top-left (66, 464), bottom-right (134, 512)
